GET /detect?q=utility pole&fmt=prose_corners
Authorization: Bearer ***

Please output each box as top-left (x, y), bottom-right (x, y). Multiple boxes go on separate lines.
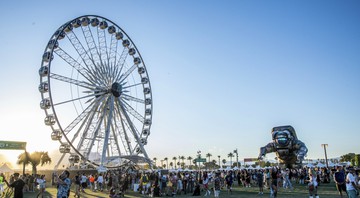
top-left (321, 144), bottom-right (329, 168)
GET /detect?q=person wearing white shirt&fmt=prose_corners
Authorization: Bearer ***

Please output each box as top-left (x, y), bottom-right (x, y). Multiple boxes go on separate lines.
top-left (346, 167), bottom-right (359, 198)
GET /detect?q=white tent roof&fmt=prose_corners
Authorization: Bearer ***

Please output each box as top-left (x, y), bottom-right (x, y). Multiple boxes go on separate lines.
top-left (317, 163), bottom-right (326, 168)
top-left (0, 163), bottom-right (14, 173)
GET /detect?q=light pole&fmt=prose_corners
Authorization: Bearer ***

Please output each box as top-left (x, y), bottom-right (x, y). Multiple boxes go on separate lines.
top-left (218, 155), bottom-right (221, 168)
top-left (234, 149), bottom-right (239, 168)
top-left (321, 144), bottom-right (329, 168)
top-left (197, 150), bottom-right (201, 181)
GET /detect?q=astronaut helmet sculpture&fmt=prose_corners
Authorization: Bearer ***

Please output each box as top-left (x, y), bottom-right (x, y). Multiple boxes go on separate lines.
top-left (272, 125), bottom-right (297, 147)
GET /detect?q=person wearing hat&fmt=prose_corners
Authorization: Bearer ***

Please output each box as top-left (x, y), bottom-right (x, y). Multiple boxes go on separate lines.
top-left (4, 173), bottom-right (26, 198)
top-left (346, 167), bottom-right (359, 198)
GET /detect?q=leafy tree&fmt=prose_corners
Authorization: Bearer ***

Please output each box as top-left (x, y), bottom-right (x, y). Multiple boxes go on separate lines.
top-left (340, 153), bottom-right (355, 162)
top-left (180, 156), bottom-right (186, 165)
top-left (164, 157), bottom-right (169, 169)
top-left (180, 162), bottom-right (185, 168)
top-left (172, 157), bottom-right (177, 168)
top-left (222, 159), bottom-right (227, 168)
top-left (187, 156), bottom-right (193, 166)
top-left (206, 153), bottom-right (212, 163)
top-left (355, 154), bottom-right (360, 167)
top-left (17, 151), bottom-right (51, 175)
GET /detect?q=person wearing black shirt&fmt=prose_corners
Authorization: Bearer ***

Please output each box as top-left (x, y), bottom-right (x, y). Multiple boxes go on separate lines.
top-left (270, 168), bottom-right (278, 198)
top-left (4, 173), bottom-right (26, 198)
top-left (334, 166), bottom-right (347, 197)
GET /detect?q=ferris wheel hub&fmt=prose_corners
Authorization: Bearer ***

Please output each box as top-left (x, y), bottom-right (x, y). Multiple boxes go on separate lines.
top-left (111, 82), bottom-right (122, 97)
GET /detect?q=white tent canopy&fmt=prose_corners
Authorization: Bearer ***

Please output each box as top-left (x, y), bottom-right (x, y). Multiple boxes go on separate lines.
top-left (0, 163), bottom-right (14, 174)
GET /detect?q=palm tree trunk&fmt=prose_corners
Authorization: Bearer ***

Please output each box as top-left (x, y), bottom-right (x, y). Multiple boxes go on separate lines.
top-left (32, 165), bottom-right (37, 175)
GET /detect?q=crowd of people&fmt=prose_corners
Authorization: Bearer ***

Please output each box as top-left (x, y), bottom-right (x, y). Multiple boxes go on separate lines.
top-left (0, 165), bottom-right (359, 198)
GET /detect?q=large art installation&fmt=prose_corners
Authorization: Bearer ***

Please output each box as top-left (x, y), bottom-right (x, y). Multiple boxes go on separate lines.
top-left (258, 125), bottom-right (308, 168)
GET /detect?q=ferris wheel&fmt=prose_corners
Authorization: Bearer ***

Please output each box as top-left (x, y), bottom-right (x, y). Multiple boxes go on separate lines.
top-left (38, 15), bottom-right (153, 169)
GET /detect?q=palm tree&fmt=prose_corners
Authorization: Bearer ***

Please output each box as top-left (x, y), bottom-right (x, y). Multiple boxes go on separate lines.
top-left (218, 155), bottom-right (221, 167)
top-left (172, 157), bottom-right (177, 169)
top-left (206, 153), bottom-right (212, 163)
top-left (222, 159), bottom-right (227, 168)
top-left (228, 152), bottom-right (234, 167)
top-left (180, 162), bottom-right (185, 168)
top-left (180, 156), bottom-right (186, 165)
top-left (153, 157), bottom-right (157, 167)
top-left (164, 157), bottom-right (169, 169)
top-left (169, 162), bottom-right (174, 169)
top-left (17, 151), bottom-right (52, 175)
top-left (187, 156), bottom-right (193, 167)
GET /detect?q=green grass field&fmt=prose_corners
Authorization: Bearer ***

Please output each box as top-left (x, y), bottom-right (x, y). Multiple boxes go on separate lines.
top-left (6, 182), bottom-right (340, 198)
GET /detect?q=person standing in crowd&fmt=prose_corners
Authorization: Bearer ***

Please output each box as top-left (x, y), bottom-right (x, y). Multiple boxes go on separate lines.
top-left (4, 173), bottom-right (25, 198)
top-left (0, 173), bottom-right (5, 195)
top-left (73, 172), bottom-right (81, 197)
top-left (308, 168), bottom-right (319, 198)
top-left (57, 170), bottom-right (71, 198)
top-left (80, 173), bottom-right (87, 192)
top-left (202, 173), bottom-right (211, 196)
top-left (97, 173), bottom-right (104, 192)
top-left (257, 169), bottom-right (264, 195)
top-left (213, 171), bottom-right (221, 198)
top-left (225, 171), bottom-right (234, 195)
top-left (36, 175), bottom-right (46, 198)
top-left (334, 166), bottom-right (347, 198)
top-left (346, 167), bottom-right (359, 198)
top-left (283, 168), bottom-right (293, 190)
top-left (270, 167), bottom-right (278, 198)
top-left (89, 174), bottom-right (95, 192)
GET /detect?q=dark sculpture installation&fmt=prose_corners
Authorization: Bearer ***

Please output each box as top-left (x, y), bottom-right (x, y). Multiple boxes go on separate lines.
top-left (258, 125), bottom-right (308, 168)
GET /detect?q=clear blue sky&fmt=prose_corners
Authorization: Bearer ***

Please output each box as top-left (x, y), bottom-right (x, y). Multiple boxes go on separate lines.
top-left (0, 0), bottom-right (359, 167)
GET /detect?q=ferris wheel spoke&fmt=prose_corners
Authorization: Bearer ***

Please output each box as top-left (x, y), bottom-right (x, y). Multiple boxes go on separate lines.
top-left (118, 100), bottom-right (148, 158)
top-left (100, 96), bottom-right (114, 166)
top-left (97, 27), bottom-right (109, 67)
top-left (121, 94), bottom-right (144, 104)
top-left (64, 96), bottom-right (104, 136)
top-left (65, 30), bottom-right (98, 71)
top-left (115, 102), bottom-right (133, 155)
top-left (114, 47), bottom-right (129, 80)
top-left (120, 98), bottom-right (145, 123)
top-left (53, 92), bottom-right (106, 106)
top-left (50, 73), bottom-right (96, 90)
top-left (53, 47), bottom-right (94, 83)
top-left (83, 97), bottom-right (108, 160)
top-left (75, 98), bottom-right (104, 156)
top-left (118, 64), bottom-right (137, 83)
top-left (81, 25), bottom-right (101, 68)
top-left (109, 34), bottom-right (118, 67)
top-left (110, 121), bottom-right (122, 156)
top-left (122, 82), bottom-right (142, 89)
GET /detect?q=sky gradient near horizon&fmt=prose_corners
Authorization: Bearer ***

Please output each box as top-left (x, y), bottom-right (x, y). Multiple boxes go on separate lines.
top-left (0, 0), bottom-right (359, 168)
